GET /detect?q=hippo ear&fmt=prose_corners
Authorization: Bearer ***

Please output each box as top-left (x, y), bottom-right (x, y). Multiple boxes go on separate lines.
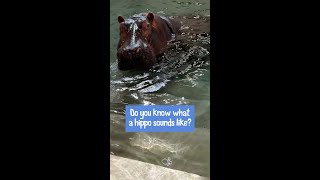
top-left (118, 16), bottom-right (125, 23)
top-left (147, 13), bottom-right (154, 22)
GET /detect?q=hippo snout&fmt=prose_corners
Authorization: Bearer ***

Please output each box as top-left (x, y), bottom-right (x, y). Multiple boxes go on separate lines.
top-left (119, 47), bottom-right (143, 61)
top-left (117, 46), bottom-right (156, 71)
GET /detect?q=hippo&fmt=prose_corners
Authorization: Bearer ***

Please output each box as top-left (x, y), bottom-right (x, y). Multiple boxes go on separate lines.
top-left (116, 13), bottom-right (181, 70)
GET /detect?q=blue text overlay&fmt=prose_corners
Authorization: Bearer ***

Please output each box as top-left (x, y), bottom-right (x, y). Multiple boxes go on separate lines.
top-left (125, 105), bottom-right (195, 132)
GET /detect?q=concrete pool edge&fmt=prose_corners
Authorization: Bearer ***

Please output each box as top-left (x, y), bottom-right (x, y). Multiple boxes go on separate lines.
top-left (110, 155), bottom-right (209, 180)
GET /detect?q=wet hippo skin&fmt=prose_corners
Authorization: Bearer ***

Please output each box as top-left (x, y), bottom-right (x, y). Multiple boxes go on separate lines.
top-left (117, 12), bottom-right (181, 70)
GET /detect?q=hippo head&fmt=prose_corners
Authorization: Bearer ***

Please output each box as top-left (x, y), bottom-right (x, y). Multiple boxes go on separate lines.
top-left (117, 13), bottom-right (157, 70)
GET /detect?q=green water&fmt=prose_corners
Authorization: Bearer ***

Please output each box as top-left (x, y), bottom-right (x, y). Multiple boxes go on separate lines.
top-left (110, 0), bottom-right (211, 177)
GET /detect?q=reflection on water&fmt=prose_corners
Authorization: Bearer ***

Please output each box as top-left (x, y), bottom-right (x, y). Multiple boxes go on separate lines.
top-left (110, 0), bottom-right (210, 177)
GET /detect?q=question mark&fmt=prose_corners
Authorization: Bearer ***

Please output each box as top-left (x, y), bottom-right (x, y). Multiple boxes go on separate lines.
top-left (188, 118), bottom-right (191, 126)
